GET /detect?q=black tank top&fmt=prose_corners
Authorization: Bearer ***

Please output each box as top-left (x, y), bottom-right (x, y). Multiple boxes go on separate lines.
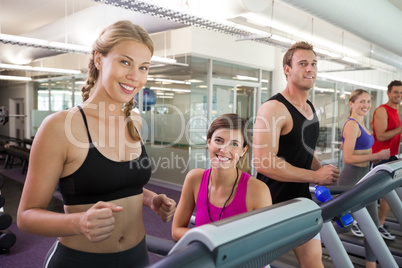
top-left (257, 93), bottom-right (319, 204)
top-left (58, 106), bottom-right (151, 205)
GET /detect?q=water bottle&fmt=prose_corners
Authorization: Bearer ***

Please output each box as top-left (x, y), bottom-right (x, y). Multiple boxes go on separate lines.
top-left (315, 185), bottom-right (353, 228)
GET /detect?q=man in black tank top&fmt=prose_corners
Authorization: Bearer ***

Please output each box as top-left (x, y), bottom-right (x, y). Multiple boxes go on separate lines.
top-left (253, 41), bottom-right (339, 268)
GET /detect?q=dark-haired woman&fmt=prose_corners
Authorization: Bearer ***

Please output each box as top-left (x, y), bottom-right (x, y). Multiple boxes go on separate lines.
top-left (172, 113), bottom-right (272, 241)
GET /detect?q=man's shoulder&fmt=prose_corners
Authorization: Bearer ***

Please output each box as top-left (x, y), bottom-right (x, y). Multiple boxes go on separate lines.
top-left (374, 105), bottom-right (388, 115)
top-left (259, 97), bottom-right (288, 115)
top-left (375, 104), bottom-right (387, 110)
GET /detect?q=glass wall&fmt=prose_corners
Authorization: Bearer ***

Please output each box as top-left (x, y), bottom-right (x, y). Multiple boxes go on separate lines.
top-left (260, 70), bottom-right (272, 105)
top-left (314, 80), bottom-right (337, 161)
top-left (312, 79), bottom-right (383, 167)
top-left (139, 56), bottom-right (271, 184)
top-left (33, 77), bottom-right (84, 135)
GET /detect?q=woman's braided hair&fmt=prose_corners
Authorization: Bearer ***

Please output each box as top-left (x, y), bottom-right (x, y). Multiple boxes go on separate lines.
top-left (82, 20), bottom-right (154, 141)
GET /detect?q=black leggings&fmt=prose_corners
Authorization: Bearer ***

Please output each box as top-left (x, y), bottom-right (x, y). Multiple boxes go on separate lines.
top-left (43, 236), bottom-right (149, 268)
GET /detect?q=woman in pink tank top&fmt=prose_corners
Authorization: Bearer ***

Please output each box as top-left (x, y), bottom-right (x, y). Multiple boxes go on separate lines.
top-left (172, 114), bottom-right (272, 241)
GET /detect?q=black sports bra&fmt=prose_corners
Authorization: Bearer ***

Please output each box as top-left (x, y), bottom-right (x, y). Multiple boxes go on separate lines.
top-left (58, 106), bottom-right (151, 206)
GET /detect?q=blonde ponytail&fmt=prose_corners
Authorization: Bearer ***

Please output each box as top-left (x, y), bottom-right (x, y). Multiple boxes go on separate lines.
top-left (81, 52), bottom-right (98, 101)
top-left (124, 98), bottom-right (141, 141)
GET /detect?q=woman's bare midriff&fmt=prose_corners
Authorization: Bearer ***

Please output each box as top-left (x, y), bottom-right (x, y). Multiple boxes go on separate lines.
top-left (59, 194), bottom-right (145, 253)
top-left (352, 148), bottom-right (372, 167)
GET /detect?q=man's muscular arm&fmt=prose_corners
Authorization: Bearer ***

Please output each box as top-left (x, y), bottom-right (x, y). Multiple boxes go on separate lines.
top-left (373, 107), bottom-right (402, 142)
top-left (253, 101), bottom-right (338, 185)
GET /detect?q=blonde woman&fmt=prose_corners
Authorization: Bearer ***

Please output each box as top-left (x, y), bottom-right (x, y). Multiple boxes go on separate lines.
top-left (17, 21), bottom-right (176, 267)
top-left (338, 89), bottom-right (389, 268)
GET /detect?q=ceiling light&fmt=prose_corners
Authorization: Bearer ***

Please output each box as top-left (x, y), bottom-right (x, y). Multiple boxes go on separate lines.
top-left (151, 87), bottom-right (190, 93)
top-left (48, 42), bottom-right (91, 53)
top-left (235, 75), bottom-right (269, 83)
top-left (157, 95), bottom-right (174, 99)
top-left (315, 87), bottom-right (334, 93)
top-left (328, 52), bottom-right (341, 58)
top-left (149, 55), bottom-right (189, 67)
top-left (342, 57), bottom-right (359, 64)
top-left (0, 33), bottom-right (188, 65)
top-left (171, 88), bottom-right (190, 93)
top-left (317, 73), bottom-right (387, 91)
top-left (0, 63), bottom-right (81, 74)
top-left (243, 14), bottom-right (271, 27)
top-left (236, 33), bottom-right (293, 46)
top-left (94, 0), bottom-right (272, 42)
top-left (151, 56), bottom-right (177, 64)
top-left (151, 87), bottom-right (171, 91)
top-left (314, 47), bottom-right (342, 59)
top-left (314, 47), bottom-right (330, 55)
top-left (270, 34), bottom-right (292, 44)
top-left (0, 75), bottom-right (32, 81)
top-left (188, 79), bottom-right (203, 83)
top-left (74, 81), bottom-right (86, 85)
top-left (0, 33), bottom-right (48, 46)
top-left (155, 78), bottom-right (191, 85)
top-left (33, 66), bottom-right (81, 74)
top-left (0, 33), bottom-right (91, 54)
top-left (236, 75), bottom-right (258, 81)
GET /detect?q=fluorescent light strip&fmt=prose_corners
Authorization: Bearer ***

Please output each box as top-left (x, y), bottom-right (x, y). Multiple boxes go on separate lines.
top-left (151, 87), bottom-right (171, 91)
top-left (317, 73), bottom-right (387, 91)
top-left (48, 42), bottom-right (91, 53)
top-left (315, 87), bottom-right (334, 93)
top-left (34, 66), bottom-right (81, 74)
top-left (155, 78), bottom-right (191, 85)
top-left (314, 47), bottom-right (330, 55)
top-left (0, 33), bottom-right (91, 54)
top-left (0, 33), bottom-right (48, 46)
top-left (157, 95), bottom-right (174, 99)
top-left (241, 12), bottom-right (363, 60)
top-left (235, 75), bottom-right (269, 83)
top-left (0, 75), bottom-right (32, 81)
top-left (151, 87), bottom-right (190, 93)
top-left (0, 63), bottom-right (81, 75)
top-left (188, 79), bottom-right (203, 83)
top-left (236, 75), bottom-right (258, 81)
top-left (342, 57), bottom-right (359, 64)
top-left (171, 88), bottom-right (190, 93)
top-left (151, 56), bottom-right (177, 64)
top-left (270, 34), bottom-right (293, 44)
top-left (0, 34), bottom-right (185, 66)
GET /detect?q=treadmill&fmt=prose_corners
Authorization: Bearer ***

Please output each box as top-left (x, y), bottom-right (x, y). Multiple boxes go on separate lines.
top-left (147, 198), bottom-right (323, 268)
top-left (319, 160), bottom-right (402, 267)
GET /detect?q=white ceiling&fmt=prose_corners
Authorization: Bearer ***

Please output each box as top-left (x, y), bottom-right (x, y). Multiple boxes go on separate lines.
top-left (0, 0), bottom-right (402, 75)
top-left (279, 0), bottom-right (402, 69)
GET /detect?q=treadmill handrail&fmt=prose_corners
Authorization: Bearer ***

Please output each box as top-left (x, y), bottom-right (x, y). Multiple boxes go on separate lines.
top-left (156, 198), bottom-right (322, 268)
top-left (148, 241), bottom-right (214, 268)
top-left (169, 198), bottom-right (320, 253)
top-left (321, 162), bottom-right (402, 222)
